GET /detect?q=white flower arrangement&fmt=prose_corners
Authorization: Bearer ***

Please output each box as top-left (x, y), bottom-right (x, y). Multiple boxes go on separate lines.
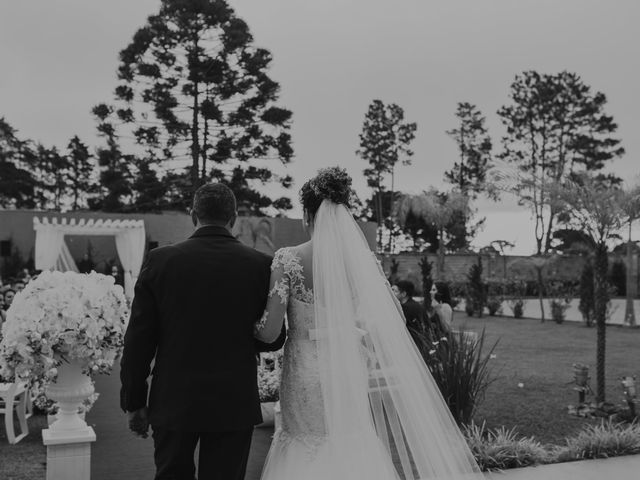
top-left (258, 351), bottom-right (282, 403)
top-left (0, 270), bottom-right (129, 383)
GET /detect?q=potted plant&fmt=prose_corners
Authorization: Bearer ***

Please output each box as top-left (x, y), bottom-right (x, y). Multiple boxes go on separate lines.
top-left (0, 270), bottom-right (128, 433)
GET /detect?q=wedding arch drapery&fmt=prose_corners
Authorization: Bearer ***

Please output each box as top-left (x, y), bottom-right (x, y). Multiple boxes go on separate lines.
top-left (33, 217), bottom-right (145, 299)
top-left (114, 227), bottom-right (146, 298)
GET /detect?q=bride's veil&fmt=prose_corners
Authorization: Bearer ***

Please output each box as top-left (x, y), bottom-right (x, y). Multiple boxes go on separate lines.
top-left (312, 199), bottom-right (483, 479)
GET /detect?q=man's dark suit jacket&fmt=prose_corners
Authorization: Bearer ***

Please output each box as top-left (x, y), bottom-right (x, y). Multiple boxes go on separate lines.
top-left (120, 225), bottom-right (285, 432)
top-left (402, 298), bottom-right (426, 332)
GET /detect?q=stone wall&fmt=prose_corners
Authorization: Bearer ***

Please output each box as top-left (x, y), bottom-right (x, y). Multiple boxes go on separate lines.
top-left (379, 251), bottom-right (640, 297)
top-left (0, 209), bottom-right (377, 274)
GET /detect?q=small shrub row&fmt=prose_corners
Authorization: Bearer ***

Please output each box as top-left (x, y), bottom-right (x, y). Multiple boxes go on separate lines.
top-left (463, 420), bottom-right (640, 471)
top-left (464, 422), bottom-right (548, 470)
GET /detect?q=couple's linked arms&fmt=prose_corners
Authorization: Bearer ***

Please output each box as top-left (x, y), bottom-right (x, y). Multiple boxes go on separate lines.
top-left (254, 250), bottom-right (404, 343)
top-left (254, 261), bottom-right (288, 344)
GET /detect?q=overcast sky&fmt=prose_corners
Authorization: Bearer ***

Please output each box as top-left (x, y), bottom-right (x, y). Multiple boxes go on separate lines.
top-left (1, 0), bottom-right (638, 253)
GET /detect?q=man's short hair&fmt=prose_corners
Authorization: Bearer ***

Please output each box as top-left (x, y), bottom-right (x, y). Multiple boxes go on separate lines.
top-left (192, 183), bottom-right (237, 224)
top-left (395, 280), bottom-right (415, 297)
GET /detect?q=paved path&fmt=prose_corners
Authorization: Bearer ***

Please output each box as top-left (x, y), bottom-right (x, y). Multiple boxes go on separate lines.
top-left (89, 363), bottom-right (640, 479)
top-left (486, 454), bottom-right (640, 479)
top-left (89, 361), bottom-right (272, 480)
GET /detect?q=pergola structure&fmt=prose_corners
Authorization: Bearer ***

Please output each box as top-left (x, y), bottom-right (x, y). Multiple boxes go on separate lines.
top-left (33, 217), bottom-right (146, 298)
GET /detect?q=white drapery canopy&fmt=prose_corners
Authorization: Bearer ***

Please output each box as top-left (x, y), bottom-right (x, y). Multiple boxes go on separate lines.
top-left (33, 217), bottom-right (146, 299)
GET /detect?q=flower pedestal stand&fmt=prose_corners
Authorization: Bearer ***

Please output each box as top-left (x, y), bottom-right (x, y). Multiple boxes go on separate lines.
top-left (41, 362), bottom-right (96, 480)
top-left (274, 401), bottom-right (281, 431)
top-left (257, 401), bottom-right (276, 428)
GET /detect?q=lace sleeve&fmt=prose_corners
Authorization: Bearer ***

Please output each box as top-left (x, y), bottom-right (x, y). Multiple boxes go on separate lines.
top-left (255, 249), bottom-right (291, 343)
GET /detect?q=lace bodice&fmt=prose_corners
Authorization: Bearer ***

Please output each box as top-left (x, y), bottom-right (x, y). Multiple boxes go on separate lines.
top-left (272, 247), bottom-right (314, 304)
top-left (256, 247), bottom-right (326, 453)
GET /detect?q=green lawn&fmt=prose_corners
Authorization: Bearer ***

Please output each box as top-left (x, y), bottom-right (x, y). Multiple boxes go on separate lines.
top-left (458, 313), bottom-right (640, 445)
top-left (0, 413), bottom-right (46, 479)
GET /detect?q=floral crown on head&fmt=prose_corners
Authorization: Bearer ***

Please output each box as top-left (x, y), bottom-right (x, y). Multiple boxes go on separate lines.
top-left (306, 167), bottom-right (352, 205)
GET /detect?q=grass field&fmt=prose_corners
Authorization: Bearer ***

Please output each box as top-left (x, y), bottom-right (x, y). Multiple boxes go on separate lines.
top-left (459, 313), bottom-right (640, 445)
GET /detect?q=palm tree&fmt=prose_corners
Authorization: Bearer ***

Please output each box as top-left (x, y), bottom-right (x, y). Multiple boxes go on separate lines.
top-left (553, 175), bottom-right (624, 403)
top-left (394, 189), bottom-right (469, 280)
top-left (619, 182), bottom-right (640, 327)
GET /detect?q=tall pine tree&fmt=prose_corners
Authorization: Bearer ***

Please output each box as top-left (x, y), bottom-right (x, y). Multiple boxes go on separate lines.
top-left (94, 0), bottom-right (293, 214)
top-left (0, 118), bottom-right (37, 208)
top-left (498, 70), bottom-right (624, 254)
top-left (357, 99), bottom-right (417, 251)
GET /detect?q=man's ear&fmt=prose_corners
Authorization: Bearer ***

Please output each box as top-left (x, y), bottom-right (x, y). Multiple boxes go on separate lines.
top-left (227, 212), bottom-right (238, 230)
top-left (190, 209), bottom-right (198, 227)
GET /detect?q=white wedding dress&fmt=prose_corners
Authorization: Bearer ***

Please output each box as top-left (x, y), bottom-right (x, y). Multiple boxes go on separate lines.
top-left (257, 201), bottom-right (487, 480)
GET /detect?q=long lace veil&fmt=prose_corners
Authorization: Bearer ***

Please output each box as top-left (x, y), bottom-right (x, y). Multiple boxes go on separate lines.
top-left (312, 200), bottom-right (484, 479)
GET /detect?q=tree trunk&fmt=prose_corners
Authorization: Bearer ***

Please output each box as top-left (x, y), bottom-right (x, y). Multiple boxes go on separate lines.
top-left (536, 266), bottom-right (545, 323)
top-left (437, 227), bottom-right (445, 280)
top-left (625, 221), bottom-right (637, 327)
top-left (543, 210), bottom-right (555, 254)
top-left (191, 80), bottom-right (200, 190)
top-left (387, 167), bottom-right (395, 253)
top-left (593, 243), bottom-right (609, 403)
top-left (376, 188), bottom-right (384, 251)
top-left (201, 116), bottom-right (209, 180)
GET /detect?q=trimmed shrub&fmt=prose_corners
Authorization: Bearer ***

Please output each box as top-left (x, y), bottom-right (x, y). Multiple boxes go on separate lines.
top-left (609, 260), bottom-right (626, 297)
top-left (579, 263), bottom-right (595, 326)
top-left (419, 256), bottom-right (434, 310)
top-left (555, 420), bottom-right (640, 462)
top-left (486, 297), bottom-right (503, 316)
top-left (550, 300), bottom-right (568, 323)
top-left (466, 261), bottom-right (487, 318)
top-left (464, 422), bottom-right (549, 471)
top-left (416, 325), bottom-right (497, 426)
top-left (508, 298), bottom-right (525, 318)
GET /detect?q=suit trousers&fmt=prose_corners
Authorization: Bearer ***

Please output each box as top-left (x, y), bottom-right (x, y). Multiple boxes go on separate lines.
top-left (152, 426), bottom-right (254, 480)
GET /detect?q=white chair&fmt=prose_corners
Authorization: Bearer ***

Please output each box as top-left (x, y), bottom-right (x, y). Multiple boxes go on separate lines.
top-left (0, 382), bottom-right (30, 444)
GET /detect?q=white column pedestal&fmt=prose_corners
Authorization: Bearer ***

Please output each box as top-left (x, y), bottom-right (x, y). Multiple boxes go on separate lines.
top-left (42, 427), bottom-right (96, 480)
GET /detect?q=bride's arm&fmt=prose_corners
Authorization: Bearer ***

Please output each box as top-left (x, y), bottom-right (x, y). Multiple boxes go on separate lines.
top-left (254, 261), bottom-right (289, 344)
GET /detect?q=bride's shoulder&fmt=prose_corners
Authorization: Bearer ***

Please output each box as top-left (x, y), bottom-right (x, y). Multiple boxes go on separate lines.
top-left (272, 246), bottom-right (301, 271)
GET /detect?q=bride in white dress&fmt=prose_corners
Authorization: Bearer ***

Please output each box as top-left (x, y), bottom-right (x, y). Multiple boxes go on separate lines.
top-left (254, 167), bottom-right (486, 480)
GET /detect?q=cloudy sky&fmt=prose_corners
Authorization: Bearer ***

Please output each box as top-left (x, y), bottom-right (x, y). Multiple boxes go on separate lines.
top-left (1, 0), bottom-right (638, 253)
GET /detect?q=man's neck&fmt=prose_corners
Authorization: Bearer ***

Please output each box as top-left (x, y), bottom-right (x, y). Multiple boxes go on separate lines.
top-left (197, 222), bottom-right (229, 231)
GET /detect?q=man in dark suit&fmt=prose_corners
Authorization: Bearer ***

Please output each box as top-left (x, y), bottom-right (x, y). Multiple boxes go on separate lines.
top-left (120, 183), bottom-right (285, 480)
top-left (392, 280), bottom-right (426, 333)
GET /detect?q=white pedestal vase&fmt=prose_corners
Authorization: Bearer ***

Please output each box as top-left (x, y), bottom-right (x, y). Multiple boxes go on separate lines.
top-left (42, 361), bottom-right (96, 480)
top-left (47, 411), bottom-right (86, 426)
top-left (274, 401), bottom-right (281, 431)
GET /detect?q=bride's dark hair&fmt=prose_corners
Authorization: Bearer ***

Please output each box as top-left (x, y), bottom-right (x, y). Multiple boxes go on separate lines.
top-left (300, 167), bottom-right (352, 217)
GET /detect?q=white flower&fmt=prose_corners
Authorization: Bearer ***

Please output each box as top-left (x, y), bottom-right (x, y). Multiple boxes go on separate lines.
top-left (0, 271), bottom-right (129, 384)
top-left (517, 382), bottom-right (524, 388)
top-left (490, 354), bottom-right (497, 359)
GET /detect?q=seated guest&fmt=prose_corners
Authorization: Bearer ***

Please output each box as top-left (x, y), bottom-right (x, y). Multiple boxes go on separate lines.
top-left (77, 253), bottom-right (94, 274)
top-left (392, 280), bottom-right (425, 333)
top-left (110, 264), bottom-right (125, 287)
top-left (430, 282), bottom-right (453, 332)
top-left (1, 288), bottom-right (16, 325)
top-left (0, 294), bottom-right (5, 327)
top-left (13, 280), bottom-right (25, 293)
